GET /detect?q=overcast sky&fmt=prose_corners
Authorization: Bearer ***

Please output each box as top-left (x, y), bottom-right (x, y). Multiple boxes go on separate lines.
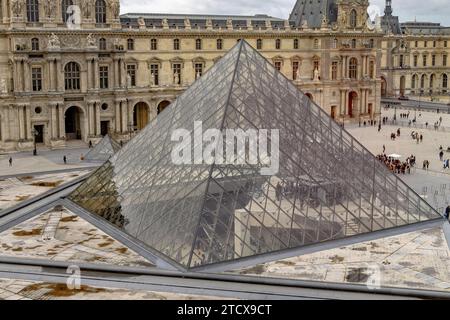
top-left (120, 0), bottom-right (450, 26)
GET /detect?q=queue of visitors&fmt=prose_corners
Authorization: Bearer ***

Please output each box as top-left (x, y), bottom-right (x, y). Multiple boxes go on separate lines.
top-left (376, 154), bottom-right (415, 175)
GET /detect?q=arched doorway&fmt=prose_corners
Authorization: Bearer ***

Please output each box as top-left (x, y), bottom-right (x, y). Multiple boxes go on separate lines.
top-left (305, 93), bottom-right (313, 101)
top-left (133, 102), bottom-right (149, 131)
top-left (348, 91), bottom-right (358, 118)
top-left (381, 77), bottom-right (387, 97)
top-left (157, 100), bottom-right (171, 115)
top-left (400, 76), bottom-right (406, 96)
top-left (65, 106), bottom-right (84, 140)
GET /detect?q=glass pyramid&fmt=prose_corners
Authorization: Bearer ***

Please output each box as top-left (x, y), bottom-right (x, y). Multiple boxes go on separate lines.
top-left (85, 135), bottom-right (122, 162)
top-left (69, 41), bottom-right (441, 270)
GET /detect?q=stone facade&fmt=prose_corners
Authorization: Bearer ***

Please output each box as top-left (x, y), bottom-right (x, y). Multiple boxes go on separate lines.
top-left (0, 0), bottom-right (384, 150)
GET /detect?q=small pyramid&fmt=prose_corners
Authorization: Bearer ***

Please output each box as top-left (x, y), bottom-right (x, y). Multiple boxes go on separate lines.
top-left (85, 135), bottom-right (122, 162)
top-left (69, 41), bottom-right (442, 270)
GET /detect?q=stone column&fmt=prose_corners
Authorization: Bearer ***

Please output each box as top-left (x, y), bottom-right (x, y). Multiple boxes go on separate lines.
top-left (18, 106), bottom-right (24, 140)
top-left (25, 105), bottom-right (31, 140)
top-left (114, 99), bottom-right (121, 133)
top-left (49, 103), bottom-right (57, 139)
top-left (2, 105), bottom-right (9, 141)
top-left (93, 59), bottom-right (99, 90)
top-left (15, 59), bottom-right (23, 92)
top-left (58, 104), bottom-right (65, 139)
top-left (95, 102), bottom-right (101, 136)
top-left (23, 60), bottom-right (31, 92)
top-left (121, 100), bottom-right (128, 134)
top-left (86, 59), bottom-right (92, 90)
top-left (343, 90), bottom-right (348, 116)
top-left (56, 58), bottom-right (64, 92)
top-left (113, 58), bottom-right (119, 88)
top-left (120, 59), bottom-right (126, 88)
top-left (87, 102), bottom-right (95, 136)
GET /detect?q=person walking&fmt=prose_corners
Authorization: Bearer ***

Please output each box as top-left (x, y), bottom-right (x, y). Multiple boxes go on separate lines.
top-left (8, 157), bottom-right (12, 167)
top-left (440, 150), bottom-right (444, 161)
top-left (63, 155), bottom-right (67, 165)
top-left (445, 206), bottom-right (450, 221)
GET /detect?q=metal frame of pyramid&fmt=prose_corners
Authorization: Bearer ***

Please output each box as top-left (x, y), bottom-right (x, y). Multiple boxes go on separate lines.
top-left (84, 135), bottom-right (122, 162)
top-left (68, 41), bottom-right (444, 272)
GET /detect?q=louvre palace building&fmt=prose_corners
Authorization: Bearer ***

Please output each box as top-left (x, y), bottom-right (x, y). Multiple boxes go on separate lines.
top-left (0, 0), bottom-right (448, 151)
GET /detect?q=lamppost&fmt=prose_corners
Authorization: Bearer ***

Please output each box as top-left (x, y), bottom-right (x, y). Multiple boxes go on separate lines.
top-left (31, 128), bottom-right (38, 156)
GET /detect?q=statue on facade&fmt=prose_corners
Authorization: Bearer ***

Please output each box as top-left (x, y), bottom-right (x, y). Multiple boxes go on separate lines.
top-left (0, 79), bottom-right (8, 94)
top-left (138, 16), bottom-right (146, 28)
top-left (173, 73), bottom-right (178, 85)
top-left (226, 19), bottom-right (233, 30)
top-left (11, 0), bottom-right (24, 17)
top-left (296, 68), bottom-right (301, 82)
top-left (162, 18), bottom-right (169, 29)
top-left (313, 68), bottom-right (320, 82)
top-left (301, 19), bottom-right (308, 29)
top-left (184, 18), bottom-right (191, 29)
top-left (81, 0), bottom-right (92, 19)
top-left (44, 0), bottom-right (55, 18)
top-left (150, 73), bottom-right (155, 86)
top-left (86, 33), bottom-right (97, 47)
top-left (127, 74), bottom-right (132, 87)
top-left (48, 33), bottom-right (61, 49)
top-left (109, 0), bottom-right (120, 19)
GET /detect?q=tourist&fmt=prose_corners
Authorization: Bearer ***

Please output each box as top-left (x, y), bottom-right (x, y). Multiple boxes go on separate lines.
top-left (445, 206), bottom-right (450, 221)
top-left (89, 141), bottom-right (93, 148)
top-left (8, 157), bottom-right (12, 167)
top-left (440, 151), bottom-right (444, 161)
top-left (397, 128), bottom-right (401, 137)
top-left (63, 155), bottom-right (67, 165)
top-left (420, 134), bottom-right (423, 143)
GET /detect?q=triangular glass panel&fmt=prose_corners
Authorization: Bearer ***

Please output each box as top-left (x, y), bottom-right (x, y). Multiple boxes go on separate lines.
top-left (69, 41), bottom-right (442, 270)
top-left (84, 135), bottom-right (122, 162)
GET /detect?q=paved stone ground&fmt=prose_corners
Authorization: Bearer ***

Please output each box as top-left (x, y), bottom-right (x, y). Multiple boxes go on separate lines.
top-left (232, 226), bottom-right (450, 292)
top-left (0, 207), bottom-right (153, 268)
top-left (0, 171), bottom-right (90, 212)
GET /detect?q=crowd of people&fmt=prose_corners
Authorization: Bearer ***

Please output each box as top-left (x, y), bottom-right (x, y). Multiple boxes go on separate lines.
top-left (376, 154), bottom-right (415, 175)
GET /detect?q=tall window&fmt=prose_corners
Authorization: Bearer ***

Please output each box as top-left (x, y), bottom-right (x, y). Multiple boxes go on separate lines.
top-left (256, 39), bottom-right (262, 50)
top-left (413, 55), bottom-right (418, 67)
top-left (433, 41), bottom-right (436, 47)
top-left (173, 39), bottom-right (180, 50)
top-left (27, 0), bottom-right (39, 22)
top-left (399, 55), bottom-right (404, 67)
top-left (432, 54), bottom-right (436, 66)
top-left (150, 64), bottom-right (159, 85)
top-left (195, 64), bottom-right (203, 79)
top-left (275, 39), bottom-right (281, 50)
top-left (313, 39), bottom-right (319, 49)
top-left (445, 41), bottom-right (448, 48)
top-left (313, 59), bottom-right (320, 72)
top-left (444, 55), bottom-right (448, 67)
top-left (293, 61), bottom-right (299, 80)
top-left (349, 58), bottom-right (358, 79)
top-left (350, 9), bottom-right (357, 28)
top-left (351, 39), bottom-right (357, 49)
top-left (32, 67), bottom-right (42, 91)
top-left (369, 39), bottom-right (374, 48)
top-left (331, 61), bottom-right (338, 80)
top-left (99, 38), bottom-right (107, 50)
top-left (411, 75), bottom-right (416, 88)
top-left (150, 38), bottom-right (157, 50)
top-left (62, 0), bottom-right (73, 23)
top-left (216, 39), bottom-right (223, 50)
top-left (332, 38), bottom-right (338, 49)
top-left (443, 74), bottom-right (448, 89)
top-left (31, 38), bottom-right (39, 51)
top-left (127, 39), bottom-right (135, 51)
top-left (95, 0), bottom-right (106, 24)
top-left (64, 62), bottom-right (80, 91)
top-left (423, 55), bottom-right (427, 66)
top-left (196, 39), bottom-right (202, 50)
top-left (430, 74), bottom-right (435, 88)
top-left (415, 41), bottom-right (418, 47)
top-left (173, 64), bottom-right (181, 84)
top-left (126, 64), bottom-right (136, 87)
top-left (421, 75), bottom-right (426, 88)
top-left (99, 66), bottom-right (108, 89)
top-left (424, 41), bottom-right (427, 48)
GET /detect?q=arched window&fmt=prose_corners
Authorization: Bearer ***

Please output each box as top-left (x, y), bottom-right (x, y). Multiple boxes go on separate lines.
top-left (332, 38), bottom-right (338, 49)
top-left (26, 0), bottom-right (39, 22)
top-left (216, 39), bottom-right (223, 50)
top-left (421, 75), bottom-right (426, 88)
top-left (127, 38), bottom-right (134, 51)
top-left (275, 39), bottom-right (281, 50)
top-left (443, 74), bottom-right (448, 88)
top-left (65, 62), bottom-right (80, 91)
top-left (411, 75), bottom-right (417, 88)
top-left (173, 39), bottom-right (180, 50)
top-left (99, 38), bottom-right (107, 50)
top-left (256, 39), bottom-right (262, 50)
top-left (62, 0), bottom-right (73, 23)
top-left (196, 38), bottom-right (202, 50)
top-left (349, 58), bottom-right (358, 79)
top-left (430, 74), bottom-right (435, 88)
top-left (350, 9), bottom-right (357, 28)
top-left (95, 0), bottom-right (106, 24)
top-left (31, 38), bottom-right (39, 51)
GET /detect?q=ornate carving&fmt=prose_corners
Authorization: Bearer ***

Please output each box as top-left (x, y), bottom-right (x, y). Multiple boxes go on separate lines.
top-left (11, 0), bottom-right (24, 16)
top-left (48, 33), bottom-right (61, 49)
top-left (138, 17), bottom-right (146, 27)
top-left (109, 0), bottom-right (120, 20)
top-left (86, 33), bottom-right (97, 47)
top-left (0, 79), bottom-right (8, 94)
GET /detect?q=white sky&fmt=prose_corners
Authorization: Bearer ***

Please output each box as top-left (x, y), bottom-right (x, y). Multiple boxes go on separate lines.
top-left (119, 0), bottom-right (450, 26)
